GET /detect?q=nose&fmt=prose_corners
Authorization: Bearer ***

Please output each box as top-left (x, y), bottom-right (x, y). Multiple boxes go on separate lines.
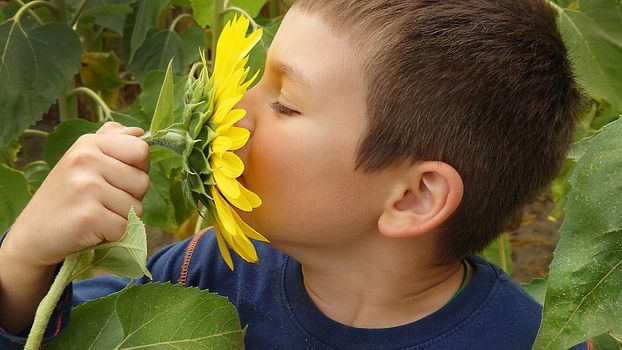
top-left (234, 86), bottom-right (258, 162)
top-left (234, 85), bottom-right (258, 132)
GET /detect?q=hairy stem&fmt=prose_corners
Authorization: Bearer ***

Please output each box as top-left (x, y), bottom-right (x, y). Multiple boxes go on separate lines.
top-left (142, 130), bottom-right (190, 155)
top-left (24, 254), bottom-right (80, 350)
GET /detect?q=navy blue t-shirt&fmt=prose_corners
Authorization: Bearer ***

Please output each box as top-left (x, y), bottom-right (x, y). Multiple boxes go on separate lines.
top-left (0, 229), bottom-right (587, 349)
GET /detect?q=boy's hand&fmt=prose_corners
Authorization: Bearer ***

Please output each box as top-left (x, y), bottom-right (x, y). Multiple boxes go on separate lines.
top-left (3, 122), bottom-right (151, 268)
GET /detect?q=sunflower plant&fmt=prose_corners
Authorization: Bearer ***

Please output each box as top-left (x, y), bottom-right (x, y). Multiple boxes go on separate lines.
top-left (23, 16), bottom-right (265, 350)
top-left (144, 15), bottom-right (268, 270)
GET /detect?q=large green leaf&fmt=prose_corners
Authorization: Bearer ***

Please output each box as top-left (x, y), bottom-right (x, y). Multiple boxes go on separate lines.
top-left (0, 21), bottom-right (82, 147)
top-left (141, 162), bottom-right (179, 229)
top-left (129, 26), bottom-right (205, 81)
top-left (128, 0), bottom-right (170, 62)
top-left (247, 16), bottom-right (282, 84)
top-left (191, 0), bottom-right (268, 28)
top-left (554, 0), bottom-right (622, 112)
top-left (533, 117), bottom-right (622, 349)
top-left (42, 119), bottom-right (101, 167)
top-left (521, 278), bottom-right (547, 305)
top-left (0, 164), bottom-right (31, 232)
top-left (48, 283), bottom-right (245, 349)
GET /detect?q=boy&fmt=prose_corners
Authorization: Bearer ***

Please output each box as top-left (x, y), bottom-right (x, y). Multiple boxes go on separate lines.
top-left (0, 0), bottom-right (587, 349)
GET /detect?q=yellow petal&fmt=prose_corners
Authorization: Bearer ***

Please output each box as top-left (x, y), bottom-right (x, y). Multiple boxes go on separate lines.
top-left (239, 182), bottom-right (262, 208)
top-left (231, 208), bottom-right (269, 242)
top-left (211, 136), bottom-right (233, 155)
top-left (216, 109), bottom-right (247, 133)
top-left (226, 188), bottom-right (253, 211)
top-left (213, 95), bottom-right (243, 124)
top-left (213, 188), bottom-right (238, 234)
top-left (219, 127), bottom-right (250, 151)
top-left (213, 168), bottom-right (241, 199)
top-left (214, 152), bottom-right (244, 178)
top-left (215, 227), bottom-right (234, 270)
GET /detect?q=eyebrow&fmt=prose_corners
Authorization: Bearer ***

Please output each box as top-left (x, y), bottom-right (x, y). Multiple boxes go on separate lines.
top-left (268, 57), bottom-right (311, 89)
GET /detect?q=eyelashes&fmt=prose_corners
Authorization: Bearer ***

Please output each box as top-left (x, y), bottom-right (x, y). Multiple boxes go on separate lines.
top-left (270, 101), bottom-right (300, 116)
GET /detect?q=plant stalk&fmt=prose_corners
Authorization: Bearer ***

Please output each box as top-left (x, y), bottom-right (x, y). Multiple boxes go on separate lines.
top-left (222, 7), bottom-right (258, 30)
top-left (66, 87), bottom-right (113, 122)
top-left (13, 0), bottom-right (58, 24)
top-left (169, 13), bottom-right (194, 32)
top-left (269, 0), bottom-right (280, 17)
top-left (24, 254), bottom-right (80, 350)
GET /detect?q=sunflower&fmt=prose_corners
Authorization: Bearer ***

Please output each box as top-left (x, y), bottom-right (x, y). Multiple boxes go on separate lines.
top-left (181, 16), bottom-right (267, 270)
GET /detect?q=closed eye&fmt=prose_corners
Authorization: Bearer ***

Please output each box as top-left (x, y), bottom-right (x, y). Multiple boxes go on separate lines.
top-left (270, 101), bottom-right (300, 116)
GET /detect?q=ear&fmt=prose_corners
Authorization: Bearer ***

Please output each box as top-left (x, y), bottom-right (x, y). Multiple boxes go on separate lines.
top-left (378, 161), bottom-right (463, 238)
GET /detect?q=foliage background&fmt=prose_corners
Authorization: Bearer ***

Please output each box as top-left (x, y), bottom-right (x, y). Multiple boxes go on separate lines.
top-left (0, 0), bottom-right (621, 348)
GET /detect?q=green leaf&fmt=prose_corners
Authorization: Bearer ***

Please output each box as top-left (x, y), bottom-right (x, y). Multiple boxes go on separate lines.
top-left (555, 0), bottom-right (622, 112)
top-left (80, 51), bottom-right (124, 91)
top-left (0, 140), bottom-right (20, 167)
top-left (111, 111), bottom-right (149, 130)
top-left (126, 19), bottom-right (202, 85)
top-left (43, 119), bottom-right (101, 168)
top-left (478, 233), bottom-right (513, 274)
top-left (48, 283), bottom-right (245, 350)
top-left (0, 21), bottom-right (82, 147)
top-left (521, 278), bottom-right (547, 305)
top-left (0, 164), bottom-right (31, 232)
top-left (80, 51), bottom-right (125, 106)
top-left (89, 207), bottom-right (152, 279)
top-left (149, 59), bottom-right (175, 133)
top-left (248, 16), bottom-right (282, 84)
top-left (128, 29), bottom-right (186, 82)
top-left (534, 117), bottom-right (622, 349)
top-left (24, 161), bottom-right (50, 193)
top-left (191, 0), bottom-right (268, 28)
top-left (140, 70), bottom-right (186, 128)
top-left (142, 163), bottom-right (179, 229)
top-left (128, 0), bottom-right (171, 62)
top-left (74, 0), bottom-right (135, 34)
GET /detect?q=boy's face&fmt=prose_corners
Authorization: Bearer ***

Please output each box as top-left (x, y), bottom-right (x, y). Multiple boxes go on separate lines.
top-left (236, 9), bottom-right (396, 249)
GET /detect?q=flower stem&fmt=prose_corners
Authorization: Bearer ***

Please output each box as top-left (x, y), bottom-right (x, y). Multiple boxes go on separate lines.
top-left (142, 130), bottom-right (189, 155)
top-left (24, 254), bottom-right (80, 350)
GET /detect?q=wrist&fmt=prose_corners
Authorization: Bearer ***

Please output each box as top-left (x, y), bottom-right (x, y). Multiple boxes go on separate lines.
top-left (0, 226), bottom-right (56, 271)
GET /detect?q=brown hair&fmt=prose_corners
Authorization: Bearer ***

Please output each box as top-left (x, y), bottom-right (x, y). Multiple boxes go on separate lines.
top-left (292, 0), bottom-right (587, 263)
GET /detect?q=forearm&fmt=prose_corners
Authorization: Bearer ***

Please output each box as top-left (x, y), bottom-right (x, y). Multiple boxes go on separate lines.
top-left (0, 230), bottom-right (56, 334)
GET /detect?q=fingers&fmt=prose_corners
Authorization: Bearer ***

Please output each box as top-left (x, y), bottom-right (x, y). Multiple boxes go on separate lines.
top-left (96, 122), bottom-right (145, 137)
top-left (97, 155), bottom-right (150, 200)
top-left (99, 181), bottom-right (144, 219)
top-left (95, 127), bottom-right (149, 172)
top-left (93, 205), bottom-right (130, 243)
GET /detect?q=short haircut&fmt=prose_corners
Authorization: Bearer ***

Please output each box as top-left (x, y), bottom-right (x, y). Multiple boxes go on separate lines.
top-left (292, 0), bottom-right (587, 263)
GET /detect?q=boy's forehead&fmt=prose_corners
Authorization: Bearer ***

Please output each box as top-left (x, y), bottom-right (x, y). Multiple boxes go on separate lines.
top-left (265, 8), bottom-right (364, 93)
